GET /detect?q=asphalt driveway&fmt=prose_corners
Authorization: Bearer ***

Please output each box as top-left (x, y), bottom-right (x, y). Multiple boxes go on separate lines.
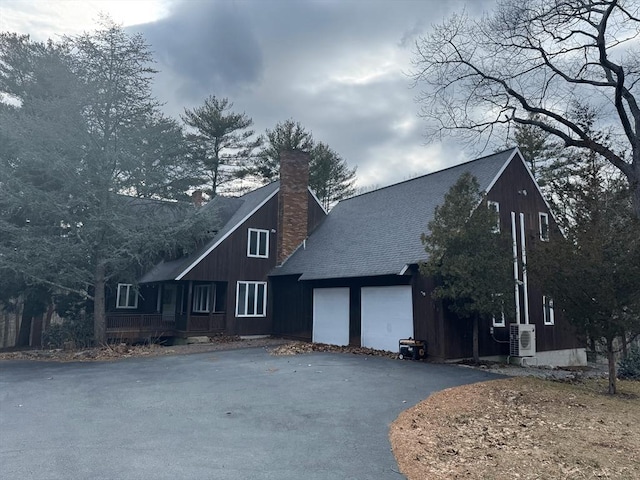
top-left (0, 348), bottom-right (500, 479)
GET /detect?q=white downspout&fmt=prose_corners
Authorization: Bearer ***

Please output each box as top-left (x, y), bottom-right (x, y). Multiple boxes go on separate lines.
top-left (511, 212), bottom-right (521, 324)
top-left (519, 213), bottom-right (530, 325)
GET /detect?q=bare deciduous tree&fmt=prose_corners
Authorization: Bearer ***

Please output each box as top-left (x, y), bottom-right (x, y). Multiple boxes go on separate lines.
top-left (412, 0), bottom-right (640, 217)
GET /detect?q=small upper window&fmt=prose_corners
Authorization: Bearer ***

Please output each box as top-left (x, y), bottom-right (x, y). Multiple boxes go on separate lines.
top-left (539, 212), bottom-right (550, 241)
top-left (543, 296), bottom-right (555, 325)
top-left (487, 201), bottom-right (500, 233)
top-left (116, 284), bottom-right (138, 309)
top-left (247, 228), bottom-right (269, 258)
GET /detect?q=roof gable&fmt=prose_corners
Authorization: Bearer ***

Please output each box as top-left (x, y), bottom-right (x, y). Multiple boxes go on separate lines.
top-left (140, 182), bottom-right (279, 283)
top-left (273, 148), bottom-right (517, 280)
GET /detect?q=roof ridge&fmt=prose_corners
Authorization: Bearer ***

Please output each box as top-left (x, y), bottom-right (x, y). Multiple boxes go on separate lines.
top-left (346, 147), bottom-right (517, 202)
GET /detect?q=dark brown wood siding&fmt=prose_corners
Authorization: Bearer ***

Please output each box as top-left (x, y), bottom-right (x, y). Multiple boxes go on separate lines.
top-left (182, 190), bottom-right (326, 336)
top-left (270, 275), bottom-right (313, 340)
top-left (484, 154), bottom-right (581, 354)
top-left (411, 269), bottom-right (445, 359)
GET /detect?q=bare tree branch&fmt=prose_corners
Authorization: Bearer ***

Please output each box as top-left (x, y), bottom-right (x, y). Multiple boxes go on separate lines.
top-left (412, 0), bottom-right (640, 217)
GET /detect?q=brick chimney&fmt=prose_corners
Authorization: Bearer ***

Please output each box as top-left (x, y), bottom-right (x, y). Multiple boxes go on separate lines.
top-left (277, 150), bottom-right (309, 265)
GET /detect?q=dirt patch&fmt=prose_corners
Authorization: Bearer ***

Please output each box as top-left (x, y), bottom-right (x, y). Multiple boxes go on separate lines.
top-left (269, 341), bottom-right (397, 359)
top-left (390, 377), bottom-right (640, 480)
top-left (0, 336), bottom-right (287, 362)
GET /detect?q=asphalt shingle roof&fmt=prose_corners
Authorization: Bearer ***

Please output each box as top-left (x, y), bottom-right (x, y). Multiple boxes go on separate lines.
top-left (139, 182), bottom-right (279, 283)
top-left (272, 149), bottom-right (517, 280)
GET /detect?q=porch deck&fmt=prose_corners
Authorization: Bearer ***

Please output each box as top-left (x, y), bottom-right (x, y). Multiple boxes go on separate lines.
top-left (106, 313), bottom-right (226, 341)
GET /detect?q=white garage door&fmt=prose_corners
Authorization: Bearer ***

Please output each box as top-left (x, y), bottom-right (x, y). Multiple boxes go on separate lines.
top-left (361, 286), bottom-right (414, 352)
top-left (313, 288), bottom-right (350, 346)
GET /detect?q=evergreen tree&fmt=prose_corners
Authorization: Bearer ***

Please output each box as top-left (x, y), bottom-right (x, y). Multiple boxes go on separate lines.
top-left (181, 95), bottom-right (261, 197)
top-left (248, 119), bottom-right (314, 183)
top-left (247, 119), bottom-right (356, 209)
top-left (309, 142), bottom-right (356, 210)
top-left (420, 173), bottom-right (514, 363)
top-left (513, 113), bottom-right (560, 185)
top-left (0, 24), bottom-right (208, 344)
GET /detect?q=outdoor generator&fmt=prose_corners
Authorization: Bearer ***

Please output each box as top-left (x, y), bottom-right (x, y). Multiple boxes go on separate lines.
top-left (398, 338), bottom-right (426, 360)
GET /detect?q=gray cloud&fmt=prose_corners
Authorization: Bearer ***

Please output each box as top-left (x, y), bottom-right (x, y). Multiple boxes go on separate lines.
top-left (129, 0), bottom-right (496, 188)
top-left (133, 2), bottom-right (264, 100)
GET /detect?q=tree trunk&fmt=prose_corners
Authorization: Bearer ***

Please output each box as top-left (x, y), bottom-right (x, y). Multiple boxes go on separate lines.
top-left (631, 174), bottom-right (640, 220)
top-left (44, 303), bottom-right (54, 331)
top-left (13, 296), bottom-right (22, 347)
top-left (621, 331), bottom-right (628, 360)
top-left (93, 262), bottom-right (106, 345)
top-left (606, 337), bottom-right (617, 395)
top-left (472, 315), bottom-right (479, 364)
top-left (16, 308), bottom-right (32, 347)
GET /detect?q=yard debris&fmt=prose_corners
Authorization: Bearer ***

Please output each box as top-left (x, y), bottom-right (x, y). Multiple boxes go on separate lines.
top-left (0, 336), bottom-right (285, 362)
top-left (269, 341), bottom-right (397, 359)
top-left (390, 377), bottom-right (640, 480)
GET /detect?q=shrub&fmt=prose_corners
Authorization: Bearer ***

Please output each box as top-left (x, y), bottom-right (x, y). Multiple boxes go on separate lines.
top-left (42, 315), bottom-right (93, 349)
top-left (618, 346), bottom-right (640, 380)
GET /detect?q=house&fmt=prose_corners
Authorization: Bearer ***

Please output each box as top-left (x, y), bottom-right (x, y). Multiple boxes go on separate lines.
top-left (270, 148), bottom-right (586, 366)
top-left (105, 151), bottom-right (326, 340)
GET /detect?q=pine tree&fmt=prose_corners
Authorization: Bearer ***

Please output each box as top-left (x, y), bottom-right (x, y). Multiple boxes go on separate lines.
top-left (420, 173), bottom-right (514, 363)
top-left (181, 96), bottom-right (261, 197)
top-left (309, 142), bottom-right (356, 210)
top-left (247, 119), bottom-right (356, 209)
top-left (247, 119), bottom-right (314, 183)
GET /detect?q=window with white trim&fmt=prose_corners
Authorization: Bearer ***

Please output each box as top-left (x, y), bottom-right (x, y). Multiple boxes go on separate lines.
top-left (543, 296), bottom-right (555, 325)
top-left (539, 212), bottom-right (550, 241)
top-left (487, 201), bottom-right (500, 233)
top-left (492, 293), bottom-right (506, 327)
top-left (236, 281), bottom-right (267, 317)
top-left (116, 284), bottom-right (138, 309)
top-left (247, 228), bottom-right (269, 258)
top-left (192, 284), bottom-right (212, 313)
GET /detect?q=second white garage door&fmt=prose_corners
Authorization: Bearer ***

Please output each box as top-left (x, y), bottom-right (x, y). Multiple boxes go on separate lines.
top-left (361, 286), bottom-right (414, 352)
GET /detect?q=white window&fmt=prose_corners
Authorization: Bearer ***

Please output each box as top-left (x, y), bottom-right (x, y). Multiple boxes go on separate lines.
top-left (487, 201), bottom-right (500, 233)
top-left (192, 284), bottom-right (212, 313)
top-left (543, 296), bottom-right (555, 325)
top-left (539, 212), bottom-right (550, 241)
top-left (116, 284), bottom-right (138, 309)
top-left (492, 293), bottom-right (506, 327)
top-left (247, 228), bottom-right (269, 258)
top-left (236, 281), bottom-right (267, 317)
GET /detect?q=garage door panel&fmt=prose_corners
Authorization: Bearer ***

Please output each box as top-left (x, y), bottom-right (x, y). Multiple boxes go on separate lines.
top-left (361, 286), bottom-right (413, 352)
top-left (313, 288), bottom-right (349, 346)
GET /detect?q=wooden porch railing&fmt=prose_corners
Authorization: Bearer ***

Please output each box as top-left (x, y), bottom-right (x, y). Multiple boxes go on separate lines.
top-left (106, 312), bottom-right (226, 338)
top-left (106, 313), bottom-right (176, 338)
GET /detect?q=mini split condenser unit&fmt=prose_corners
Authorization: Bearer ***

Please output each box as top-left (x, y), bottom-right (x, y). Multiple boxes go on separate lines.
top-left (510, 323), bottom-right (536, 357)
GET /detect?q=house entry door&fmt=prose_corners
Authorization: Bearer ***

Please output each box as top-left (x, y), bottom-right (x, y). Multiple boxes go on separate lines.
top-left (162, 284), bottom-right (177, 322)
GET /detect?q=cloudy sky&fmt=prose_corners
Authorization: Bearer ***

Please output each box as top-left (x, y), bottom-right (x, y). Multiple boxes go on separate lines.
top-left (1, 0), bottom-right (497, 189)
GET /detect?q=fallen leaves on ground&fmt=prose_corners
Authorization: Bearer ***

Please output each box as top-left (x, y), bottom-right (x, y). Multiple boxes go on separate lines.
top-left (269, 341), bottom-right (397, 359)
top-left (0, 336), bottom-right (285, 362)
top-left (390, 377), bottom-right (640, 480)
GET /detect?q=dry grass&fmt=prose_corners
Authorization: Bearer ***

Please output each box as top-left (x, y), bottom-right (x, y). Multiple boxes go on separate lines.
top-left (390, 377), bottom-right (640, 480)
